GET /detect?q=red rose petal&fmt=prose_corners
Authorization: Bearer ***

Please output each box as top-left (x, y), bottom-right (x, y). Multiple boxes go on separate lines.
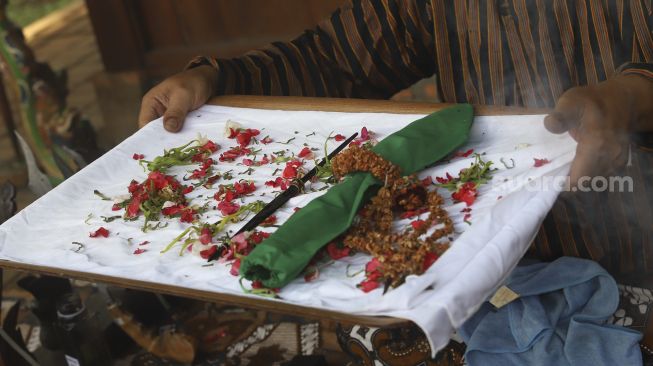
top-left (201, 140), bottom-right (219, 153)
top-left (199, 227), bottom-right (213, 245)
top-left (400, 208), bottom-right (427, 219)
top-left (358, 279), bottom-right (380, 293)
top-left (304, 265), bottom-right (319, 282)
top-left (365, 258), bottom-right (381, 274)
top-left (180, 208), bottom-right (196, 223)
top-left (260, 215), bottom-right (277, 227)
top-left (249, 230), bottom-right (270, 244)
top-left (218, 200), bottom-right (240, 215)
top-left (298, 147), bottom-right (313, 159)
top-left (126, 196), bottom-right (143, 218)
top-left (422, 252), bottom-right (439, 272)
top-left (200, 245), bottom-right (218, 260)
top-left (230, 258), bottom-right (241, 276)
top-left (454, 149), bottom-right (474, 158)
top-left (326, 242), bottom-right (350, 260)
top-left (411, 220), bottom-right (427, 230)
top-left (360, 127), bottom-right (370, 141)
top-left (533, 158), bottom-right (550, 167)
top-left (89, 227), bottom-right (109, 238)
top-left (452, 182), bottom-right (477, 207)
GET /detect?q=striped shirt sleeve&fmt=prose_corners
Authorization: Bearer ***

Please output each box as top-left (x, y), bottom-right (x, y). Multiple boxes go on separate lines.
top-left (188, 0), bottom-right (437, 99)
top-left (618, 62), bottom-right (653, 81)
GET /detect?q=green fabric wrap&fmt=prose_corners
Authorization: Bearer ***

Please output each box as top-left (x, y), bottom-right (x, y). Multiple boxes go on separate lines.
top-left (240, 104), bottom-right (474, 288)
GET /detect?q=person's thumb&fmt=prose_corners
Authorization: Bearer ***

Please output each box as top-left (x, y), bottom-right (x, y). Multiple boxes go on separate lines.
top-left (544, 90), bottom-right (585, 135)
top-left (163, 91), bottom-right (193, 132)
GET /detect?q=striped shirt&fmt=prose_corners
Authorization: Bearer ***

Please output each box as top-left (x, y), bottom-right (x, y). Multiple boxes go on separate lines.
top-left (190, 0), bottom-right (653, 282)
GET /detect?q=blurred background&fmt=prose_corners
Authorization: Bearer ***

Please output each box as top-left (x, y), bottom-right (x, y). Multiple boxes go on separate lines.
top-left (1, 0), bottom-right (348, 198)
top-left (0, 0), bottom-right (437, 202)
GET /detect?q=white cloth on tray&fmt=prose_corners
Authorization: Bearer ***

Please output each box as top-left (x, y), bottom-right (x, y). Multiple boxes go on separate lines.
top-left (0, 105), bottom-right (576, 355)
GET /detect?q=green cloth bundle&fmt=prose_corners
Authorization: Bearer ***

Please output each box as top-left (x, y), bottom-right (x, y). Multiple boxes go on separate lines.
top-left (240, 104), bottom-right (474, 288)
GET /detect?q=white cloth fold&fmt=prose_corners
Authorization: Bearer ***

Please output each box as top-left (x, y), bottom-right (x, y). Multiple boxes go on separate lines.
top-left (0, 105), bottom-right (576, 355)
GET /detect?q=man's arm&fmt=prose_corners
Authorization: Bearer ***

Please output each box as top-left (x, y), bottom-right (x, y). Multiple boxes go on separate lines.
top-left (140, 0), bottom-right (437, 131)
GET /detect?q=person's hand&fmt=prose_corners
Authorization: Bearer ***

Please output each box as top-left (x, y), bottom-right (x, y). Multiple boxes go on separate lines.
top-left (544, 74), bottom-right (653, 186)
top-left (138, 65), bottom-right (219, 132)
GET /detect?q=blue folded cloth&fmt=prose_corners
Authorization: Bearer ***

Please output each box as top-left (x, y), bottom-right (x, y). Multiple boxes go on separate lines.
top-left (458, 257), bottom-right (642, 366)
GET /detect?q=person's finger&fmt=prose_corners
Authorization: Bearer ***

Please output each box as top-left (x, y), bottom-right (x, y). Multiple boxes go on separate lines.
top-left (569, 133), bottom-right (628, 189)
top-left (162, 90), bottom-right (193, 132)
top-left (567, 105), bottom-right (605, 187)
top-left (138, 94), bottom-right (161, 128)
top-left (544, 89), bottom-right (586, 134)
top-left (569, 142), bottom-right (601, 189)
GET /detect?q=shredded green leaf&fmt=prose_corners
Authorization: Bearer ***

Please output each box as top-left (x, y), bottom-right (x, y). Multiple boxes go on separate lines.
top-left (314, 132), bottom-right (335, 182)
top-left (71, 242), bottom-right (85, 252)
top-left (437, 153), bottom-right (495, 191)
top-left (346, 264), bottom-right (365, 278)
top-left (140, 140), bottom-right (210, 173)
top-left (278, 137), bottom-right (296, 145)
top-left (100, 215), bottom-right (122, 223)
top-left (160, 227), bottom-right (192, 254)
top-left (161, 200), bottom-right (266, 256)
top-left (142, 221), bottom-right (169, 233)
top-left (238, 277), bottom-right (278, 298)
top-left (93, 190), bottom-right (111, 201)
top-left (500, 157), bottom-right (515, 169)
